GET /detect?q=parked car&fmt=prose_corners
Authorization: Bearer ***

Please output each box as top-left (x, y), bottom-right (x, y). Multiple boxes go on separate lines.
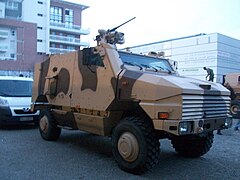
top-left (0, 76), bottom-right (39, 125)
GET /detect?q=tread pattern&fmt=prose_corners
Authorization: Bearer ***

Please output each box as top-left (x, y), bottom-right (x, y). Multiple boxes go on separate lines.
top-left (39, 110), bottom-right (61, 141)
top-left (112, 116), bottom-right (160, 174)
top-left (171, 132), bottom-right (214, 158)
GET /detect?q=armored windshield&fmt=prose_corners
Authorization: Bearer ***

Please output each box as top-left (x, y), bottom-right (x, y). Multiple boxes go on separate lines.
top-left (118, 51), bottom-right (173, 73)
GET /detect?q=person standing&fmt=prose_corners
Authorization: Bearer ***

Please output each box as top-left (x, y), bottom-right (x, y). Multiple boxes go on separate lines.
top-left (203, 67), bottom-right (214, 82)
top-left (235, 120), bottom-right (240, 131)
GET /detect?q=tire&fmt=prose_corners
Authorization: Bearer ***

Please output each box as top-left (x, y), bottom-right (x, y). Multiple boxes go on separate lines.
top-left (230, 100), bottom-right (240, 118)
top-left (39, 110), bottom-right (61, 141)
top-left (171, 132), bottom-right (214, 158)
top-left (112, 117), bottom-right (160, 174)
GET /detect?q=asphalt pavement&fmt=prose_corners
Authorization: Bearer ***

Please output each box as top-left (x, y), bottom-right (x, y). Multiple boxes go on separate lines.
top-left (0, 119), bottom-right (239, 180)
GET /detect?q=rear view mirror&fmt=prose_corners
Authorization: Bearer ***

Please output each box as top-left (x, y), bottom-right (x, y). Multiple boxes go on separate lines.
top-left (169, 60), bottom-right (178, 71)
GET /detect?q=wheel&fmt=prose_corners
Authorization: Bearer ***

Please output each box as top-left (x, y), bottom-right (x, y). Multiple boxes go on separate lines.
top-left (112, 117), bottom-right (160, 174)
top-left (171, 132), bottom-right (214, 158)
top-left (39, 110), bottom-right (61, 141)
top-left (230, 100), bottom-right (240, 118)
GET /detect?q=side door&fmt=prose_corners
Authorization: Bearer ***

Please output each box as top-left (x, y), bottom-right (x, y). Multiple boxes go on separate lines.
top-left (71, 47), bottom-right (116, 111)
top-left (45, 52), bottom-right (77, 107)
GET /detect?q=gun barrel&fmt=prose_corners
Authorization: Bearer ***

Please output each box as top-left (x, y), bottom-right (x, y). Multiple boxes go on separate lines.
top-left (109, 17), bottom-right (136, 32)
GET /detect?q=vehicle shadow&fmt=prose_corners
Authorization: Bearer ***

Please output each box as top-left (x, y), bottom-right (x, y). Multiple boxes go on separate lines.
top-left (0, 123), bottom-right (38, 130)
top-left (36, 130), bottom-right (239, 178)
top-left (57, 130), bottom-right (113, 158)
top-left (55, 132), bottom-right (197, 177)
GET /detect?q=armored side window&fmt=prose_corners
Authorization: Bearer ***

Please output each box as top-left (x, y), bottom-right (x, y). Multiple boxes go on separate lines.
top-left (83, 48), bottom-right (104, 67)
top-left (47, 76), bottom-right (58, 96)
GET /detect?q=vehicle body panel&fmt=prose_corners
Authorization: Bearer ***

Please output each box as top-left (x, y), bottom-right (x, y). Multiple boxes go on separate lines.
top-left (32, 44), bottom-right (232, 136)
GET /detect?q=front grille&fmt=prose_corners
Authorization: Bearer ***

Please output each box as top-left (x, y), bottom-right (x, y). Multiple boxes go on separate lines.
top-left (182, 94), bottom-right (231, 120)
top-left (14, 109), bottom-right (37, 114)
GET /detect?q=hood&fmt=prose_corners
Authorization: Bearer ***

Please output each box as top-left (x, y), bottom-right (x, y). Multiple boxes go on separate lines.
top-left (119, 70), bottom-right (229, 101)
top-left (1, 96), bottom-right (32, 108)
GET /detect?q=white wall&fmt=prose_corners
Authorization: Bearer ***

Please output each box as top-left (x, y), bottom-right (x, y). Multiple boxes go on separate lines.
top-left (129, 33), bottom-right (240, 83)
top-left (0, 2), bottom-right (5, 18)
top-left (217, 33), bottom-right (240, 82)
top-left (171, 34), bottom-right (218, 81)
top-left (22, 0), bottom-right (49, 53)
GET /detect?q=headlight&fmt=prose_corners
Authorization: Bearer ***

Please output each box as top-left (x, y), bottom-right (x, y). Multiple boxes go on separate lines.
top-left (0, 97), bottom-right (9, 106)
top-left (179, 121), bottom-right (192, 135)
top-left (224, 117), bottom-right (232, 129)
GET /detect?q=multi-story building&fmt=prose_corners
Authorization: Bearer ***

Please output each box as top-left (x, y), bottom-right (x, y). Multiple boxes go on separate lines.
top-left (125, 33), bottom-right (240, 83)
top-left (0, 0), bottom-right (89, 76)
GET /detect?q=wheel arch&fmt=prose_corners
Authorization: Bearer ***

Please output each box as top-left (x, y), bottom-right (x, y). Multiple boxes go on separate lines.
top-left (108, 104), bottom-right (153, 136)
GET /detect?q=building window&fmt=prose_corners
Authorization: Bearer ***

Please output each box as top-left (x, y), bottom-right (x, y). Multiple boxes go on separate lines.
top-left (11, 30), bottom-right (15, 36)
top-left (67, 46), bottom-right (75, 50)
top-left (0, 9), bottom-right (3, 18)
top-left (65, 9), bottom-right (70, 15)
top-left (10, 53), bottom-right (15, 59)
top-left (65, 9), bottom-right (73, 26)
top-left (6, 1), bottom-right (18, 10)
top-left (50, 6), bottom-right (63, 23)
top-left (38, 1), bottom-right (43, 4)
top-left (38, 13), bottom-right (43, 17)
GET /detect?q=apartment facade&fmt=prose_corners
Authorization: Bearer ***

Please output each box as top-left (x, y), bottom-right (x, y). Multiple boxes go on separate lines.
top-left (0, 0), bottom-right (89, 76)
top-left (126, 33), bottom-right (240, 83)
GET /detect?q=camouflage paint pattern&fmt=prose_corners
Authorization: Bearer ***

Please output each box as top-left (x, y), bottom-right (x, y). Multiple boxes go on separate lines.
top-left (78, 51), bottom-right (98, 91)
top-left (32, 41), bottom-right (232, 136)
top-left (224, 73), bottom-right (240, 98)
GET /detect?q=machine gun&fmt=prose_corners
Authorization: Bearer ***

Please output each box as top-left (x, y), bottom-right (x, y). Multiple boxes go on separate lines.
top-left (96, 17), bottom-right (136, 45)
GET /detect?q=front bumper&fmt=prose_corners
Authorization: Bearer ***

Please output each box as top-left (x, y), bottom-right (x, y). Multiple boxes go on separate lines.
top-left (153, 117), bottom-right (233, 136)
top-left (0, 106), bottom-right (39, 125)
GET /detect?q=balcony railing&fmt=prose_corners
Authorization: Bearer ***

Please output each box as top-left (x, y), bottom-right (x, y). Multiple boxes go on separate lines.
top-left (49, 47), bottom-right (77, 54)
top-left (5, 16), bottom-right (22, 20)
top-left (0, 30), bottom-right (9, 39)
top-left (49, 35), bottom-right (89, 46)
top-left (0, 45), bottom-right (8, 52)
top-left (10, 0), bottom-right (23, 2)
top-left (50, 22), bottom-right (90, 35)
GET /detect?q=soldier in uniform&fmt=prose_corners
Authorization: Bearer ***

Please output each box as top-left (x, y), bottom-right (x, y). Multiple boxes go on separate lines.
top-left (203, 67), bottom-right (214, 82)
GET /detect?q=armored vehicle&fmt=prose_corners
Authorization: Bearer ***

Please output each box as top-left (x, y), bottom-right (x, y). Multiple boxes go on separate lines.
top-left (224, 73), bottom-right (240, 118)
top-left (32, 19), bottom-right (232, 174)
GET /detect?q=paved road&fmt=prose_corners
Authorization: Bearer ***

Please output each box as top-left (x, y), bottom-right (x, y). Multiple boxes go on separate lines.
top-left (0, 120), bottom-right (239, 180)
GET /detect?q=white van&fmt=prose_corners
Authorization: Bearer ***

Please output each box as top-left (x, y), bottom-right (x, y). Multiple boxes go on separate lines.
top-left (0, 76), bottom-right (39, 125)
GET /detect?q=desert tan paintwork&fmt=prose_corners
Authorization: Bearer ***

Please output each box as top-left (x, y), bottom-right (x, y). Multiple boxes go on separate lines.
top-left (47, 52), bottom-right (76, 107)
top-left (224, 73), bottom-right (240, 97)
top-left (32, 35), bottom-right (231, 137)
top-left (117, 132), bottom-right (139, 162)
